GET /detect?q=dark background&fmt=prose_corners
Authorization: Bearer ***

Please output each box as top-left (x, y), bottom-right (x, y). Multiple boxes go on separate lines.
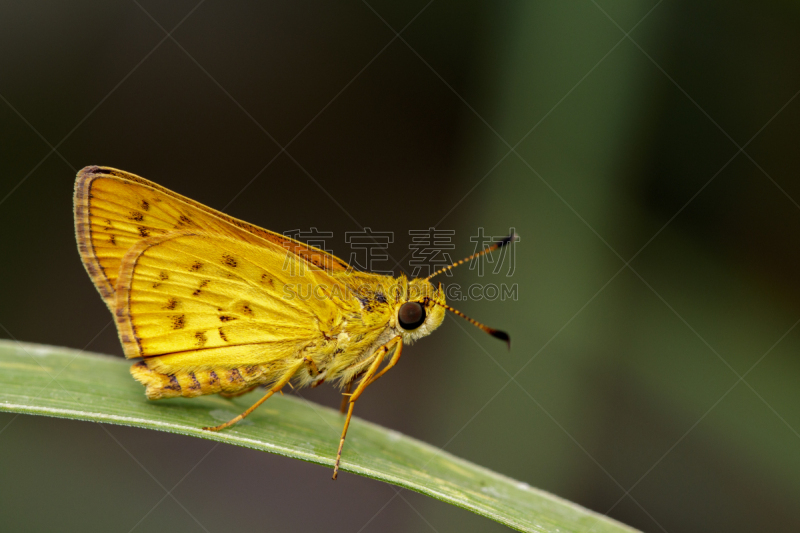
top-left (2, 1), bottom-right (800, 532)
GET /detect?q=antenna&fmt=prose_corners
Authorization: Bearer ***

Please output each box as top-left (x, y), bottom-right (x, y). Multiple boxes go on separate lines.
top-left (424, 296), bottom-right (511, 350)
top-left (425, 232), bottom-right (517, 281)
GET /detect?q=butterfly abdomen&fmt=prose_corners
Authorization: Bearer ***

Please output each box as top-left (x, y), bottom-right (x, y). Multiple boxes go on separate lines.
top-left (130, 361), bottom-right (270, 399)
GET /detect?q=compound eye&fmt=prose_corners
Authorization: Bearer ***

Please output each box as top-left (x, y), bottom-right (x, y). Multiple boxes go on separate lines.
top-left (398, 302), bottom-right (426, 330)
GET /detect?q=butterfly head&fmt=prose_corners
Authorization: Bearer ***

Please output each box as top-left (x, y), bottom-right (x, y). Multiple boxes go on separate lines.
top-left (394, 278), bottom-right (446, 343)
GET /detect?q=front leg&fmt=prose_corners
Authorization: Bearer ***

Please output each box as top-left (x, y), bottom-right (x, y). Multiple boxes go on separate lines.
top-left (333, 336), bottom-right (401, 479)
top-left (365, 341), bottom-right (404, 388)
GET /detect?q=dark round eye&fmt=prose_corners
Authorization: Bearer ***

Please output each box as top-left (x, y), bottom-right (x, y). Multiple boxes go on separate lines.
top-left (398, 302), bottom-right (426, 330)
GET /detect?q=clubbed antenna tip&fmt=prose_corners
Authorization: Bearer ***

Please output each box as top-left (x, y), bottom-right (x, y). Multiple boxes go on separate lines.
top-left (498, 232), bottom-right (517, 248)
top-left (489, 329), bottom-right (511, 350)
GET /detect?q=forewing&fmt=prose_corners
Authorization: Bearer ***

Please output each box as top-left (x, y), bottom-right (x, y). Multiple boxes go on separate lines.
top-left (74, 166), bottom-right (351, 309)
top-left (115, 232), bottom-right (347, 374)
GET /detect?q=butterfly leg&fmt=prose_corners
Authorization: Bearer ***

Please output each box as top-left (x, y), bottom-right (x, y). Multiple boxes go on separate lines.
top-left (365, 341), bottom-right (404, 387)
top-left (333, 336), bottom-right (401, 479)
top-left (339, 379), bottom-right (354, 414)
top-left (203, 361), bottom-right (303, 432)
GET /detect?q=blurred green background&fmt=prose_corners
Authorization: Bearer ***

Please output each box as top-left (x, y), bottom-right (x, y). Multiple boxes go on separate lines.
top-left (2, 1), bottom-right (800, 531)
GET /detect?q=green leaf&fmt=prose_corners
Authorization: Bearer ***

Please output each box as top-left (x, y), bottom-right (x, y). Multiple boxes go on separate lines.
top-left (0, 339), bottom-right (636, 532)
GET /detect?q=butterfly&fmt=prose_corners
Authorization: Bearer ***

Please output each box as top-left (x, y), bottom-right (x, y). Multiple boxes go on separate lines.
top-left (74, 166), bottom-right (512, 479)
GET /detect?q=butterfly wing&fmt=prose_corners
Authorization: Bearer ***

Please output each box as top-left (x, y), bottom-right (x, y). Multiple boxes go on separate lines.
top-left (115, 231), bottom-right (349, 374)
top-left (74, 166), bottom-right (351, 310)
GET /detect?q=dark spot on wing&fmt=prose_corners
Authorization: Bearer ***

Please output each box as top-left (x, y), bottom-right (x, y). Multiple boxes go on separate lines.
top-left (188, 372), bottom-right (201, 390)
top-left (218, 328), bottom-right (229, 342)
top-left (194, 331), bottom-right (208, 347)
top-left (219, 315), bottom-right (235, 322)
top-left (140, 199), bottom-right (150, 211)
top-left (179, 215), bottom-right (192, 225)
top-left (109, 235), bottom-right (116, 246)
top-left (208, 370), bottom-right (220, 386)
top-left (171, 315), bottom-right (185, 329)
top-left (375, 291), bottom-right (387, 304)
top-left (227, 369), bottom-right (244, 384)
top-left (222, 254), bottom-right (237, 267)
top-left (193, 279), bottom-right (210, 296)
top-left (164, 375), bottom-right (181, 392)
top-left (129, 211), bottom-right (144, 222)
top-left (138, 226), bottom-right (150, 237)
top-left (163, 298), bottom-right (178, 310)
top-left (190, 261), bottom-right (203, 272)
top-left (242, 365), bottom-right (259, 378)
top-left (241, 304), bottom-right (254, 316)
top-left (159, 272), bottom-right (169, 281)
